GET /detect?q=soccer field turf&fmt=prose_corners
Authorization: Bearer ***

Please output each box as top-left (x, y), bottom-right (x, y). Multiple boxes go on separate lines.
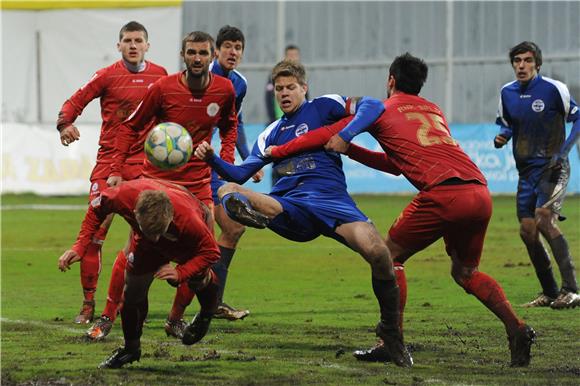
top-left (1, 194), bottom-right (579, 385)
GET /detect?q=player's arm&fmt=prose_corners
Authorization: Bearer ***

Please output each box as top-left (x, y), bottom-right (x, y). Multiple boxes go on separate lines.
top-left (195, 141), bottom-right (267, 184)
top-left (56, 70), bottom-right (107, 146)
top-left (345, 143), bottom-right (401, 175)
top-left (268, 117), bottom-right (353, 158)
top-left (552, 94), bottom-right (580, 167)
top-left (174, 218), bottom-right (221, 282)
top-left (109, 84), bottom-right (162, 185)
top-left (58, 193), bottom-right (113, 271)
top-left (494, 93), bottom-right (513, 148)
top-left (217, 89), bottom-right (239, 164)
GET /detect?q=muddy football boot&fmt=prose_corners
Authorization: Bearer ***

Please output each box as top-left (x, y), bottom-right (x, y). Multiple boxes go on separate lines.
top-left (214, 303), bottom-right (250, 321)
top-left (99, 347), bottom-right (141, 369)
top-left (164, 318), bottom-right (187, 339)
top-left (522, 293), bottom-right (554, 308)
top-left (353, 339), bottom-right (391, 362)
top-left (509, 324), bottom-right (536, 367)
top-left (86, 316), bottom-right (113, 340)
top-left (376, 321), bottom-right (413, 367)
top-left (550, 290), bottom-right (580, 309)
top-left (223, 195), bottom-right (269, 229)
top-left (182, 312), bottom-right (213, 346)
top-left (74, 300), bottom-right (95, 324)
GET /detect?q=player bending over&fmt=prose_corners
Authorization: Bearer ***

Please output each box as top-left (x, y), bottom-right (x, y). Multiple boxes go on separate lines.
top-left (267, 53), bottom-right (536, 368)
top-left (194, 60), bottom-right (413, 367)
top-left (58, 179), bottom-right (221, 369)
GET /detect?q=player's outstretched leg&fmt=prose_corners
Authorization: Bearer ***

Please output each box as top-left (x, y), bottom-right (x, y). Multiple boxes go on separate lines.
top-left (221, 192), bottom-right (269, 229)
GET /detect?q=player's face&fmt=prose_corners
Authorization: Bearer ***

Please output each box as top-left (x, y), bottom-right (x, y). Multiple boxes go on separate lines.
top-left (274, 76), bottom-right (307, 114)
top-left (512, 51), bottom-right (538, 84)
top-left (182, 41), bottom-right (213, 79)
top-left (117, 31), bottom-right (149, 66)
top-left (216, 40), bottom-right (244, 71)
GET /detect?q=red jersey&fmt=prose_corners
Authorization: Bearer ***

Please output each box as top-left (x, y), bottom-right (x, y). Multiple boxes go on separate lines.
top-left (273, 93), bottom-right (486, 191)
top-left (57, 60), bottom-right (167, 173)
top-left (111, 71), bottom-right (237, 195)
top-left (71, 178), bottom-right (220, 281)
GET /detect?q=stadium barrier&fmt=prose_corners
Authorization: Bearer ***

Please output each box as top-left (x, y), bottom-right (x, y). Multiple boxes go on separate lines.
top-left (2, 122), bottom-right (578, 195)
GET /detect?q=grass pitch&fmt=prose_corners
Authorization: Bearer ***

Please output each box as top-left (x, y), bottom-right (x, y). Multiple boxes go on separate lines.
top-left (1, 194), bottom-right (579, 385)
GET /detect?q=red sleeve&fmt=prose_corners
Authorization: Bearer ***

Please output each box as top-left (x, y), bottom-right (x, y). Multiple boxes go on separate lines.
top-left (57, 70), bottom-right (107, 131)
top-left (111, 83), bottom-right (162, 176)
top-left (271, 116), bottom-right (353, 158)
top-left (217, 89), bottom-right (238, 164)
top-left (346, 144), bottom-right (401, 175)
top-left (71, 194), bottom-right (113, 257)
top-left (174, 213), bottom-right (220, 281)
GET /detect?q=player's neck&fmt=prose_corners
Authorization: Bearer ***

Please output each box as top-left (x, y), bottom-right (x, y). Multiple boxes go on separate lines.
top-left (122, 59), bottom-right (146, 73)
top-left (183, 71), bottom-right (210, 91)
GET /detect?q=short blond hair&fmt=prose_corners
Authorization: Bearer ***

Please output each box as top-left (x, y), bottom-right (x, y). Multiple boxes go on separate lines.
top-left (271, 60), bottom-right (307, 85)
top-left (135, 190), bottom-right (174, 236)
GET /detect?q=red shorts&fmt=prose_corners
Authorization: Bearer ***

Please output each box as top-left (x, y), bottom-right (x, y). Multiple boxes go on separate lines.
top-left (388, 183), bottom-right (492, 267)
top-left (88, 163), bottom-right (143, 201)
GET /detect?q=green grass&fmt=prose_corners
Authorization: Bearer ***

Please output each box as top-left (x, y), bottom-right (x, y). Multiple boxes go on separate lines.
top-left (2, 194), bottom-right (579, 385)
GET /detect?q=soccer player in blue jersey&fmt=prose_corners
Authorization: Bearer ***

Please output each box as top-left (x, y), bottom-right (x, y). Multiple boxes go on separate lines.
top-left (194, 60), bottom-right (413, 367)
top-left (495, 41), bottom-right (580, 309)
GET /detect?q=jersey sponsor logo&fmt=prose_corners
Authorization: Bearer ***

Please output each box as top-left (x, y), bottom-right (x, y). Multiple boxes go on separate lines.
top-left (295, 123), bottom-right (309, 136)
top-left (90, 195), bottom-right (101, 208)
top-left (519, 94), bottom-right (531, 99)
top-left (531, 99), bottom-right (545, 112)
top-left (571, 106), bottom-right (578, 115)
top-left (207, 103), bottom-right (220, 117)
top-left (280, 124), bottom-right (295, 132)
top-left (132, 79), bottom-right (144, 83)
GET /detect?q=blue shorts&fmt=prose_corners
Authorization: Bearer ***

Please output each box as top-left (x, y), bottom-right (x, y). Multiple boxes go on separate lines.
top-left (267, 186), bottom-right (369, 244)
top-left (517, 162), bottom-right (569, 219)
top-left (211, 170), bottom-right (225, 205)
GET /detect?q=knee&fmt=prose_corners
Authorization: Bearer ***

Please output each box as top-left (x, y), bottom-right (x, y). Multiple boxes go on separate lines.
top-left (535, 210), bottom-right (557, 236)
top-left (519, 223), bottom-right (537, 245)
top-left (222, 224), bottom-right (245, 243)
top-left (451, 263), bottom-right (475, 288)
top-left (364, 242), bottom-right (391, 268)
top-left (217, 183), bottom-right (240, 200)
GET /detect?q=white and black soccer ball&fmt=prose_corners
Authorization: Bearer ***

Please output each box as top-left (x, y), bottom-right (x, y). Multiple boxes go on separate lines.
top-left (144, 122), bottom-right (193, 170)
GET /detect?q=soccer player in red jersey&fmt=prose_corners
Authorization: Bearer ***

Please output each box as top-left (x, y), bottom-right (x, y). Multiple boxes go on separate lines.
top-left (267, 53), bottom-right (536, 367)
top-left (56, 21), bottom-right (167, 325)
top-left (58, 178), bottom-right (221, 369)
top-left (106, 31), bottom-right (238, 340)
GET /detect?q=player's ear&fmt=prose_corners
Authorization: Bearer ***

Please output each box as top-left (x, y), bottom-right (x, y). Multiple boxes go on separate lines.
top-left (117, 42), bottom-right (121, 52)
top-left (145, 41), bottom-right (150, 53)
top-left (302, 83), bottom-right (308, 95)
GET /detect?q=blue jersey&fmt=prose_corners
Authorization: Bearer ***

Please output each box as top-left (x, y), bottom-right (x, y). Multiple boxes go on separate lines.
top-left (210, 59), bottom-right (250, 159)
top-left (208, 95), bottom-right (384, 195)
top-left (496, 74), bottom-right (579, 173)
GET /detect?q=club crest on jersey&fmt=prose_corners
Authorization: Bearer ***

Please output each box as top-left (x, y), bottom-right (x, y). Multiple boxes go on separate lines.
top-left (531, 99), bottom-right (545, 112)
top-left (127, 252), bottom-right (135, 264)
top-left (91, 182), bottom-right (100, 192)
top-left (90, 196), bottom-right (101, 208)
top-left (207, 103), bottom-right (220, 117)
top-left (295, 123), bottom-right (309, 137)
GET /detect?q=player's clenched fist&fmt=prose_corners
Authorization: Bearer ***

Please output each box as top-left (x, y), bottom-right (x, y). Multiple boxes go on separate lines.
top-left (58, 250), bottom-right (82, 271)
top-left (493, 134), bottom-right (509, 148)
top-left (194, 141), bottom-right (215, 161)
top-left (59, 124), bottom-right (81, 146)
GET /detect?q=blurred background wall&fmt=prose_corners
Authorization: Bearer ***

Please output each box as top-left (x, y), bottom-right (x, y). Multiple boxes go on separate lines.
top-left (2, 1), bottom-right (579, 194)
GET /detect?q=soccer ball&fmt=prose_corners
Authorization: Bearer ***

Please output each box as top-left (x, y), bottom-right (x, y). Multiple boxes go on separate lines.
top-left (144, 122), bottom-right (193, 170)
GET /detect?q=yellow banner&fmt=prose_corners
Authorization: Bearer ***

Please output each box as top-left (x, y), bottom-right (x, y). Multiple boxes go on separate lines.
top-left (1, 0), bottom-right (181, 10)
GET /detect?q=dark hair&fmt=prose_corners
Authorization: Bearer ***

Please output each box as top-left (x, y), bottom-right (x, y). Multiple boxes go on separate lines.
top-left (216, 25), bottom-right (245, 50)
top-left (271, 60), bottom-right (307, 85)
top-left (388, 53), bottom-right (428, 95)
top-left (181, 31), bottom-right (215, 54)
top-left (509, 41), bottom-right (542, 69)
top-left (285, 44), bottom-right (300, 52)
top-left (119, 21), bottom-right (148, 41)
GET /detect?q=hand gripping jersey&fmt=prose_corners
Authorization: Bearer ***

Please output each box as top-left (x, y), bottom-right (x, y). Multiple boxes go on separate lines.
top-left (112, 72), bottom-right (238, 194)
top-left (210, 59), bottom-right (250, 159)
top-left (57, 60), bottom-right (167, 171)
top-left (273, 93), bottom-right (486, 191)
top-left (71, 179), bottom-right (219, 281)
top-left (496, 74), bottom-right (579, 173)
top-left (208, 95), bottom-right (383, 194)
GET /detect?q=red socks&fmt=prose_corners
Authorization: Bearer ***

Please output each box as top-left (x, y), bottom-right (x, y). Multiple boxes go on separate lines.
top-left (80, 227), bottom-right (108, 300)
top-left (394, 262), bottom-right (407, 332)
top-left (102, 250), bottom-right (127, 321)
top-left (167, 283), bottom-right (196, 321)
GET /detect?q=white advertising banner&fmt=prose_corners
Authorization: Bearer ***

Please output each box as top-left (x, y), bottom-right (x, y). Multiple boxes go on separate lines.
top-left (2, 123), bottom-right (99, 195)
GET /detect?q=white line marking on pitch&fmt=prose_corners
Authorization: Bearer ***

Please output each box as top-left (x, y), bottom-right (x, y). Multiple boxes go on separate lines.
top-left (1, 204), bottom-right (87, 210)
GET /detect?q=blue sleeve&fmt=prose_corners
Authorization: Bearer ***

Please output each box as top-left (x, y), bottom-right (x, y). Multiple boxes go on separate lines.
top-left (207, 154), bottom-right (267, 184)
top-left (337, 97), bottom-right (385, 142)
top-left (497, 125), bottom-right (513, 140)
top-left (559, 120), bottom-right (580, 158)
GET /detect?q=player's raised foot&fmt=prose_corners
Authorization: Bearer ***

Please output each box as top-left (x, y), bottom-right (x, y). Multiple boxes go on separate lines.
top-left (550, 290), bottom-right (580, 309)
top-left (508, 324), bottom-right (536, 367)
top-left (86, 316), bottom-right (113, 340)
top-left (214, 302), bottom-right (250, 321)
top-left (74, 300), bottom-right (95, 324)
top-left (99, 347), bottom-right (141, 369)
top-left (353, 339), bottom-right (392, 362)
top-left (223, 195), bottom-right (269, 229)
top-left (522, 293), bottom-right (555, 308)
top-left (164, 318), bottom-right (187, 339)
top-left (375, 321), bottom-right (413, 367)
top-left (182, 312), bottom-right (213, 345)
